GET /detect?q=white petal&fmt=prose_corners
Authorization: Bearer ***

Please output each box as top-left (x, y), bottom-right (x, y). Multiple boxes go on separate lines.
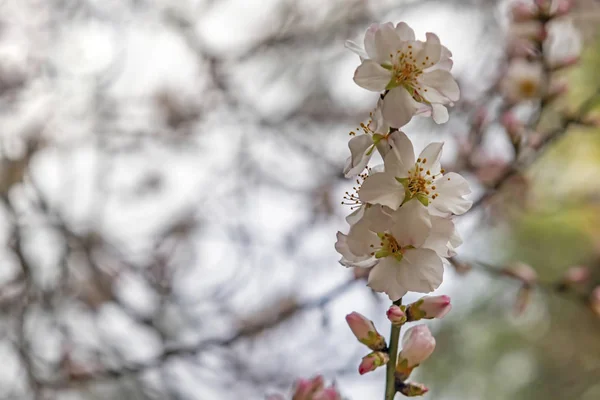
top-left (383, 145), bottom-right (410, 179)
top-left (335, 231), bottom-right (373, 266)
top-left (344, 134), bottom-right (373, 177)
top-left (395, 22), bottom-right (415, 41)
top-left (387, 131), bottom-right (416, 167)
top-left (374, 23), bottom-right (402, 64)
top-left (425, 32), bottom-right (441, 45)
top-left (431, 103), bottom-right (449, 124)
top-left (358, 171), bottom-right (404, 210)
top-left (414, 41), bottom-right (442, 69)
top-left (345, 204), bottom-right (365, 226)
top-left (368, 258), bottom-right (408, 300)
top-left (433, 172), bottom-right (472, 215)
top-left (382, 87), bottom-right (419, 128)
top-left (422, 216), bottom-right (457, 257)
top-left (345, 40), bottom-right (368, 60)
top-left (363, 204), bottom-right (393, 233)
top-left (364, 23), bottom-right (380, 60)
top-left (420, 70), bottom-right (460, 102)
top-left (418, 142), bottom-right (443, 174)
top-left (354, 60), bottom-right (391, 92)
top-left (389, 199), bottom-right (431, 248)
top-left (345, 218), bottom-right (381, 256)
top-left (398, 248), bottom-right (444, 293)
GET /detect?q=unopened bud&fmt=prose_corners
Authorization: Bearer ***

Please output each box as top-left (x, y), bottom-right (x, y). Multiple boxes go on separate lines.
top-left (407, 295), bottom-right (452, 321)
top-left (563, 266), bottom-right (591, 286)
top-left (590, 287), bottom-right (600, 317)
top-left (514, 285), bottom-right (532, 316)
top-left (359, 351), bottom-right (389, 375)
top-left (396, 325), bottom-right (436, 379)
top-left (386, 305), bottom-right (407, 325)
top-left (345, 312), bottom-right (386, 351)
top-left (553, 0), bottom-right (573, 16)
top-left (501, 112), bottom-right (523, 142)
top-left (292, 376), bottom-right (324, 400)
top-left (545, 81), bottom-right (569, 102)
top-left (510, 2), bottom-right (538, 22)
top-left (503, 262), bottom-right (537, 286)
top-left (313, 386), bottom-right (342, 400)
top-left (397, 381), bottom-right (429, 397)
top-left (509, 21), bottom-right (546, 42)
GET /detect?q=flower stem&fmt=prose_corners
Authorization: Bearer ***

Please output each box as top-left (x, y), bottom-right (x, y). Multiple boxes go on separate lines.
top-left (384, 298), bottom-right (402, 400)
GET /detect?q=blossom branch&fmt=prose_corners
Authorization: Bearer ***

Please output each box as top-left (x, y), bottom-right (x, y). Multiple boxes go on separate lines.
top-left (384, 298), bottom-right (402, 400)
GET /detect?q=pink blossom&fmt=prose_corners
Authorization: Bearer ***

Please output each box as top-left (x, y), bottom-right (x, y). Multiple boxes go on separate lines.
top-left (409, 295), bottom-right (452, 320)
top-left (358, 351), bottom-right (389, 375)
top-left (345, 312), bottom-right (386, 350)
top-left (399, 325), bottom-right (436, 368)
top-left (386, 305), bottom-right (407, 325)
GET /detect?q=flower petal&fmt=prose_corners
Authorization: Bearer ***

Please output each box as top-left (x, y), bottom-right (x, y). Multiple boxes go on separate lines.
top-left (345, 40), bottom-right (368, 60)
top-left (420, 70), bottom-right (460, 102)
top-left (398, 248), bottom-right (444, 293)
top-left (344, 134), bottom-right (373, 177)
top-left (414, 41), bottom-right (442, 69)
top-left (335, 231), bottom-right (377, 268)
top-left (431, 103), bottom-right (449, 124)
top-left (383, 146), bottom-right (410, 179)
top-left (389, 199), bottom-right (431, 248)
top-left (345, 218), bottom-right (381, 257)
top-left (364, 23), bottom-right (380, 60)
top-left (345, 204), bottom-right (365, 226)
top-left (432, 172), bottom-right (472, 215)
top-left (418, 142), bottom-right (443, 174)
top-left (368, 257), bottom-right (408, 300)
top-left (354, 60), bottom-right (391, 92)
top-left (422, 216), bottom-right (459, 257)
top-left (358, 171), bottom-right (404, 210)
top-left (382, 87), bottom-right (419, 128)
top-left (375, 23), bottom-right (402, 64)
top-left (395, 22), bottom-right (415, 41)
top-left (387, 131), bottom-right (416, 167)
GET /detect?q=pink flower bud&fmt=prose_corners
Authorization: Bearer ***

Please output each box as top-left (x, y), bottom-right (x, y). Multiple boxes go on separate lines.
top-left (509, 21), bottom-right (546, 42)
top-left (398, 382), bottom-right (429, 397)
top-left (398, 325), bottom-right (436, 368)
top-left (514, 285), bottom-right (532, 316)
top-left (510, 2), bottom-right (538, 22)
top-left (553, 0), bottom-right (573, 16)
top-left (501, 112), bottom-right (523, 139)
top-left (358, 351), bottom-right (389, 375)
top-left (408, 295), bottom-right (452, 321)
top-left (345, 312), bottom-right (386, 351)
top-left (313, 386), bottom-right (342, 400)
top-left (503, 262), bottom-right (537, 286)
top-left (292, 376), bottom-right (324, 400)
top-left (563, 266), bottom-right (591, 285)
top-left (590, 287), bottom-right (600, 317)
top-left (386, 305), bottom-right (407, 325)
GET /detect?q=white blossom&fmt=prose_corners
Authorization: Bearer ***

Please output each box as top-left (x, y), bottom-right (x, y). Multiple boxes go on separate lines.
top-left (358, 131), bottom-right (472, 215)
top-left (346, 22), bottom-right (459, 127)
top-left (336, 201), bottom-right (458, 300)
top-left (501, 59), bottom-right (545, 102)
top-left (544, 20), bottom-right (581, 69)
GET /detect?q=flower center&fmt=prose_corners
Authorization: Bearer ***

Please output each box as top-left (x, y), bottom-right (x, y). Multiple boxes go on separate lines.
top-left (384, 46), bottom-right (435, 102)
top-left (342, 169), bottom-right (370, 209)
top-left (371, 232), bottom-right (406, 261)
top-left (397, 158), bottom-right (445, 206)
top-left (518, 79), bottom-right (538, 98)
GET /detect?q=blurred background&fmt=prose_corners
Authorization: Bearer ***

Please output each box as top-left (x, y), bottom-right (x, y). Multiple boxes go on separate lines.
top-left (0, 0), bottom-right (599, 399)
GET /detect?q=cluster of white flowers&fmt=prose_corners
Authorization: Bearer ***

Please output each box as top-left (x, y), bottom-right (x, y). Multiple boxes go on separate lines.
top-left (336, 22), bottom-right (472, 301)
top-left (503, 0), bottom-right (581, 104)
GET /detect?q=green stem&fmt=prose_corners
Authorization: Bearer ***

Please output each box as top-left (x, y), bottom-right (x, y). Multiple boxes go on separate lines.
top-left (384, 298), bottom-right (402, 400)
